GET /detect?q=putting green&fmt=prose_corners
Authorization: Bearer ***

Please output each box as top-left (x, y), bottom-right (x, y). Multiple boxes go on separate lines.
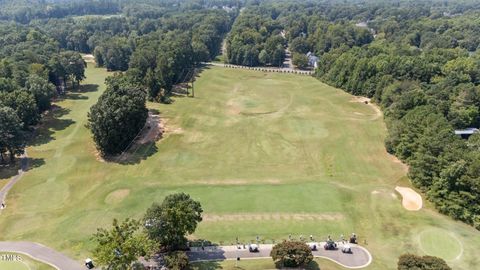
top-left (418, 228), bottom-right (463, 261)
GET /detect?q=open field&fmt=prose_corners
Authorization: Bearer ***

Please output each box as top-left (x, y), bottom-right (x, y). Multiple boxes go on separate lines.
top-left (0, 65), bottom-right (479, 269)
top-left (0, 253), bottom-right (54, 270)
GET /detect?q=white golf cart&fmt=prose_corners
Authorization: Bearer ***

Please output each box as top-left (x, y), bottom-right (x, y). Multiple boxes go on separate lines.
top-left (341, 244), bottom-right (352, 254)
top-left (248, 244), bottom-right (259, 252)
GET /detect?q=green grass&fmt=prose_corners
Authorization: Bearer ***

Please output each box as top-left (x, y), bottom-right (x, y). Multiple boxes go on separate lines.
top-left (190, 258), bottom-right (338, 270)
top-left (0, 253), bottom-right (55, 270)
top-left (0, 65), bottom-right (479, 269)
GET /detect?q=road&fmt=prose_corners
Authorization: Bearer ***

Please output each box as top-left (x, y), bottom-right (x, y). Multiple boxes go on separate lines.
top-left (0, 242), bottom-right (83, 270)
top-left (187, 243), bottom-right (372, 269)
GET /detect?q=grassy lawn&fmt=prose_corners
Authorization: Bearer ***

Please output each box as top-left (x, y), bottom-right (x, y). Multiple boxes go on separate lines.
top-left (0, 64), bottom-right (479, 269)
top-left (0, 253), bottom-right (55, 270)
top-left (190, 258), bottom-right (341, 270)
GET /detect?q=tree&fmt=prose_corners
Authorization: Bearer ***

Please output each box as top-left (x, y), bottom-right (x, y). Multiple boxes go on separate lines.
top-left (290, 37), bottom-right (310, 54)
top-left (87, 75), bottom-right (148, 156)
top-left (92, 218), bottom-right (155, 270)
top-left (143, 193), bottom-right (203, 250)
top-left (0, 106), bottom-right (25, 163)
top-left (398, 254), bottom-right (451, 270)
top-left (292, 53), bottom-right (309, 69)
top-left (258, 49), bottom-right (270, 65)
top-left (270, 241), bottom-right (313, 268)
top-left (0, 90), bottom-right (39, 128)
top-left (163, 251), bottom-right (189, 270)
top-left (24, 75), bottom-right (56, 112)
top-left (61, 51), bottom-right (86, 89)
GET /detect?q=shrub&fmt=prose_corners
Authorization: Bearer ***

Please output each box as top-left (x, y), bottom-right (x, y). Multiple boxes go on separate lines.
top-left (398, 254), bottom-right (451, 270)
top-left (270, 241), bottom-right (313, 268)
top-left (164, 251), bottom-right (189, 270)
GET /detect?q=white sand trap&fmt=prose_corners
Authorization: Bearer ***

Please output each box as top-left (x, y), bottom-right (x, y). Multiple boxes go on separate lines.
top-left (395, 186), bottom-right (422, 211)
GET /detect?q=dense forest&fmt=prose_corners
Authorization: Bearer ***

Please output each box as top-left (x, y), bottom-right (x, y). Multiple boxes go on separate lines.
top-left (0, 0), bottom-right (237, 158)
top-left (0, 0), bottom-right (479, 230)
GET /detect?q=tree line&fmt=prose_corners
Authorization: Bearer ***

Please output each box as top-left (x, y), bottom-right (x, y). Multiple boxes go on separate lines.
top-left (308, 6), bottom-right (480, 229)
top-left (0, 22), bottom-right (85, 163)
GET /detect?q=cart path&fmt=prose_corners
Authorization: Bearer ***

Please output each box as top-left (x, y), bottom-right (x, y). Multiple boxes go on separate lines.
top-left (0, 151), bottom-right (28, 212)
top-left (187, 243), bottom-right (372, 269)
top-left (0, 241), bottom-right (371, 270)
top-left (0, 241), bottom-right (83, 270)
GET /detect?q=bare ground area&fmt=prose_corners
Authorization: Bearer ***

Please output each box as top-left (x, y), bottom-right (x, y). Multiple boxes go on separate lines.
top-left (350, 97), bottom-right (382, 120)
top-left (82, 54), bottom-right (95, 63)
top-left (395, 186), bottom-right (423, 211)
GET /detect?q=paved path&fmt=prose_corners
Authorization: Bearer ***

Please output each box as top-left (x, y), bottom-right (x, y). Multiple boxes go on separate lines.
top-left (0, 242), bottom-right (83, 270)
top-left (187, 243), bottom-right (372, 269)
top-left (0, 151), bottom-right (28, 212)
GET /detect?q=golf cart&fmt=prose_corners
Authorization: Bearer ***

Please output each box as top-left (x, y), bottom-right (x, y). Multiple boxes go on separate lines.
top-left (248, 244), bottom-right (259, 252)
top-left (307, 242), bottom-right (318, 251)
top-left (85, 258), bottom-right (94, 269)
top-left (341, 244), bottom-right (352, 254)
top-left (323, 239), bottom-right (337, 250)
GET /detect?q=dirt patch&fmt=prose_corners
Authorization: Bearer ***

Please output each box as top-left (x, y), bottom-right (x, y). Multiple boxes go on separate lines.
top-left (395, 186), bottom-right (422, 211)
top-left (202, 213), bottom-right (344, 222)
top-left (82, 54), bottom-right (95, 63)
top-left (350, 96), bottom-right (382, 120)
top-left (226, 99), bottom-right (242, 115)
top-left (138, 112), bottom-right (163, 144)
top-left (388, 153), bottom-right (409, 173)
top-left (160, 117), bottom-right (183, 136)
top-left (105, 189), bottom-right (130, 204)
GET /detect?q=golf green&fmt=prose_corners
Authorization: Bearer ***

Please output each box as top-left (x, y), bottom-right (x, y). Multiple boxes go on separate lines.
top-left (418, 228), bottom-right (463, 261)
top-left (0, 65), bottom-right (479, 269)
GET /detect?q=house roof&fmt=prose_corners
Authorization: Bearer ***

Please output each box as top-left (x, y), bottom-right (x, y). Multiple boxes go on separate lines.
top-left (455, 128), bottom-right (479, 135)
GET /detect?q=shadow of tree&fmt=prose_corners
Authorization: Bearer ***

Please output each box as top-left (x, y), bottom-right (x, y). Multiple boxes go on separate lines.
top-left (307, 260), bottom-right (321, 270)
top-left (76, 84), bottom-right (99, 93)
top-left (0, 162), bottom-right (20, 180)
top-left (25, 157), bottom-right (46, 172)
top-left (56, 84), bottom-right (99, 101)
top-left (107, 142), bottom-right (158, 165)
top-left (28, 106), bottom-right (75, 147)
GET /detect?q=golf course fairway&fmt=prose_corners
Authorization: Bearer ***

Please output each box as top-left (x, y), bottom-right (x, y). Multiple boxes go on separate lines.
top-left (0, 64), bottom-right (479, 269)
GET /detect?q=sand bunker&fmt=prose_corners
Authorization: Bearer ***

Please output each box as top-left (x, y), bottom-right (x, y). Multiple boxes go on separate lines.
top-left (202, 213), bottom-right (344, 222)
top-left (395, 186), bottom-right (422, 211)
